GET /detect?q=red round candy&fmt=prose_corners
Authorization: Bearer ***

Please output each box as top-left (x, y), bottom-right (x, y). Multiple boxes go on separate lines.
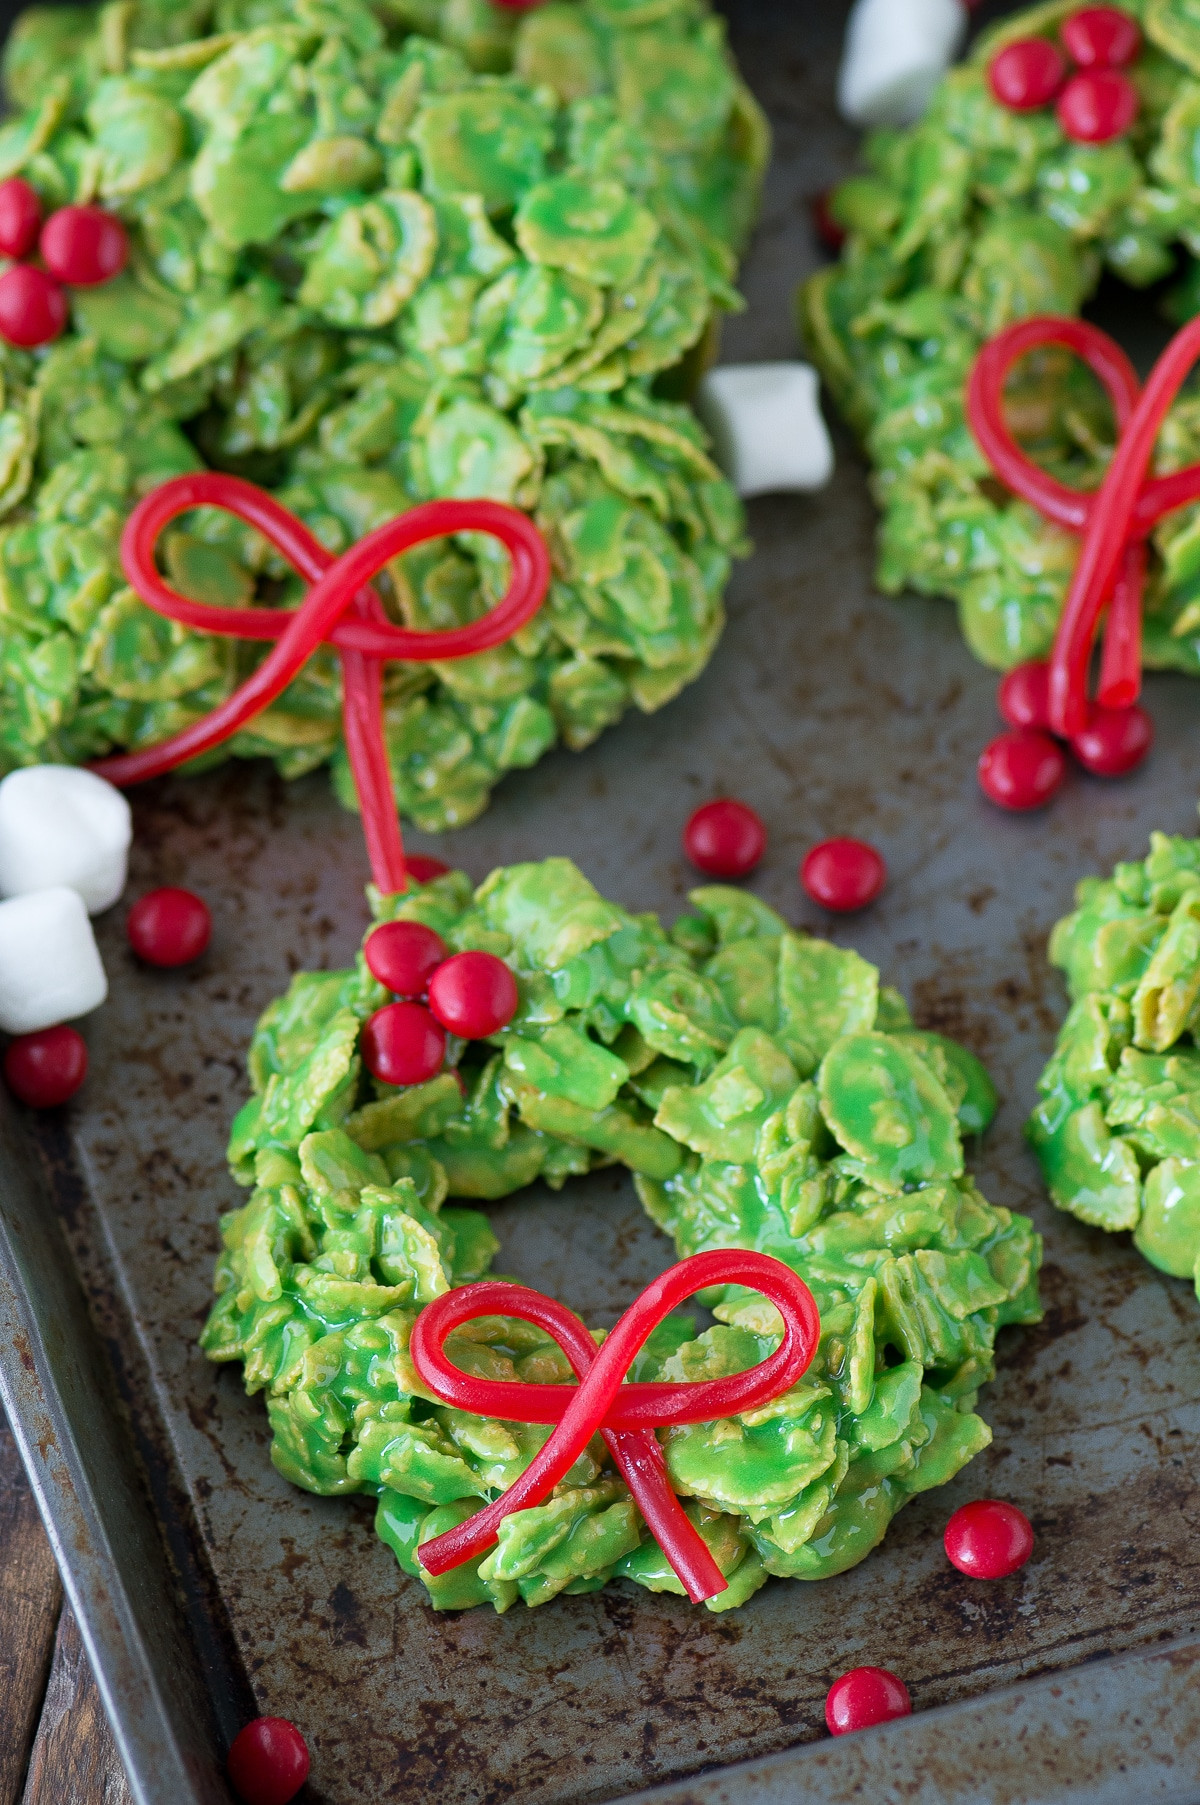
top-left (944, 1499), bottom-right (1035, 1580)
top-left (406, 854), bottom-right (451, 884)
top-left (0, 264), bottom-right (66, 348)
top-left (825, 1666), bottom-right (912, 1737)
top-left (800, 838), bottom-right (886, 912)
top-left (4, 1025), bottom-right (87, 1108)
top-left (40, 204), bottom-right (128, 286)
top-left (1070, 701), bottom-right (1153, 776)
top-left (997, 660), bottom-right (1051, 731)
top-left (1061, 6), bottom-right (1140, 68)
top-left (988, 39), bottom-right (1066, 110)
top-left (0, 177), bottom-right (41, 258)
top-left (428, 950), bottom-right (518, 1039)
top-left (1056, 67), bottom-right (1138, 141)
top-left (361, 1001), bottom-right (446, 1086)
top-left (226, 1716), bottom-right (310, 1805)
top-left (683, 799), bottom-right (767, 878)
top-left (812, 189), bottom-right (846, 252)
top-left (364, 919), bottom-right (447, 997)
top-left (127, 887), bottom-right (212, 967)
top-left (977, 730), bottom-right (1066, 810)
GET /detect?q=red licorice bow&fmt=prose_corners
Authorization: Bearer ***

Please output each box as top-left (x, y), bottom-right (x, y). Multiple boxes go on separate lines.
top-left (91, 473), bottom-right (551, 891)
top-left (967, 312), bottom-right (1200, 741)
top-left (410, 1248), bottom-right (821, 1603)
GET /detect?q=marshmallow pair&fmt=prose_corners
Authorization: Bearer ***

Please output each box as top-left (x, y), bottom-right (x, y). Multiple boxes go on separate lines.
top-left (838, 0), bottom-right (968, 128)
top-left (697, 363), bottom-right (834, 499)
top-left (0, 766), bottom-right (130, 1035)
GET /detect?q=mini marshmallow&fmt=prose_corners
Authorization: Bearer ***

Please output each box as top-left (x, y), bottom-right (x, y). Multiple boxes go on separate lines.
top-left (0, 886), bottom-right (107, 1034)
top-left (697, 363), bottom-right (834, 498)
top-left (0, 764), bottom-right (132, 914)
top-left (838, 0), bottom-right (968, 128)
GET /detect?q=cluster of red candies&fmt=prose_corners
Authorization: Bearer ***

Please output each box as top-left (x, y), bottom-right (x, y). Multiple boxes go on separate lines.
top-left (988, 5), bottom-right (1141, 142)
top-left (683, 797), bottom-right (888, 914)
top-left (978, 660), bottom-right (1152, 810)
top-left (361, 910), bottom-right (519, 1087)
top-left (2, 886), bottom-right (211, 1108)
top-left (0, 177), bottom-right (127, 348)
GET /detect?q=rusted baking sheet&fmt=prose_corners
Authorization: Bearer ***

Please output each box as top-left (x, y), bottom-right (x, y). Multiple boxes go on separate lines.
top-left (4, 1), bottom-right (1200, 1802)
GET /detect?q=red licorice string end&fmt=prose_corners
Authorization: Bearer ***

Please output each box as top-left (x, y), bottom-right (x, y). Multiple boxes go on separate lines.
top-left (92, 475), bottom-right (550, 894)
top-left (409, 1250), bottom-right (821, 1603)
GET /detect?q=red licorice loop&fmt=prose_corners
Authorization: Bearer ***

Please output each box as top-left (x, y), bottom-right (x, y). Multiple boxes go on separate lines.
top-left (967, 314), bottom-right (1200, 738)
top-left (410, 1249), bottom-right (821, 1603)
top-left (91, 474), bottom-right (551, 893)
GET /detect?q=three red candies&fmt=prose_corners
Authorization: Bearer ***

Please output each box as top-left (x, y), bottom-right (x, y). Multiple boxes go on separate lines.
top-left (0, 179), bottom-right (128, 349)
top-left (361, 918), bottom-right (519, 1088)
top-left (988, 6), bottom-right (1141, 143)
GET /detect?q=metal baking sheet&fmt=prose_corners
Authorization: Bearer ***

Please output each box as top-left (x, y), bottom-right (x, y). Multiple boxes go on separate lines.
top-left (5, 2), bottom-right (1200, 1801)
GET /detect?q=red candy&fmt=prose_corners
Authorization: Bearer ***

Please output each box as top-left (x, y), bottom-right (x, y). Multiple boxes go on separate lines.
top-left (800, 838), bottom-right (886, 912)
top-left (1061, 6), bottom-right (1140, 68)
top-left (683, 798), bottom-right (767, 878)
top-left (1071, 701), bottom-right (1153, 775)
top-left (989, 39), bottom-right (1066, 110)
top-left (0, 264), bottom-right (66, 348)
top-left (226, 1717), bottom-right (310, 1805)
top-left (406, 854), bottom-right (451, 884)
top-left (944, 1499), bottom-right (1035, 1580)
top-left (127, 887), bottom-right (212, 967)
top-left (428, 950), bottom-right (518, 1038)
top-left (1057, 67), bottom-right (1138, 140)
top-left (364, 919), bottom-right (447, 997)
top-left (825, 1666), bottom-right (912, 1736)
top-left (812, 189), bottom-right (846, 252)
top-left (3, 1025), bottom-right (87, 1108)
top-left (998, 660), bottom-right (1051, 731)
top-left (0, 177), bottom-right (41, 258)
top-left (362, 1000), bottom-right (446, 1085)
top-left (40, 204), bottom-right (127, 286)
top-left (978, 730), bottom-right (1066, 810)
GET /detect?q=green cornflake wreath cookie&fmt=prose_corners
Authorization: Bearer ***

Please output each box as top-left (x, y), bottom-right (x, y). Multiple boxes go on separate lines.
top-left (203, 861), bottom-right (1043, 1612)
top-left (799, 0), bottom-right (1200, 675)
top-left (0, 0), bottom-right (765, 829)
top-left (1030, 825), bottom-right (1200, 1287)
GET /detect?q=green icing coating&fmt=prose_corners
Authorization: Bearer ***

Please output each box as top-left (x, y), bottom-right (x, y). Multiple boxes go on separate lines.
top-left (0, 0), bottom-right (766, 828)
top-left (797, 0), bottom-right (1200, 674)
top-left (203, 860), bottom-right (1042, 1611)
top-left (1030, 826), bottom-right (1200, 1284)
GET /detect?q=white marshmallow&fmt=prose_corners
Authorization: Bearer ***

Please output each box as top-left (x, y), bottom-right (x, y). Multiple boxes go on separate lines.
top-left (697, 363), bottom-right (834, 498)
top-left (0, 886), bottom-right (107, 1034)
top-left (0, 765), bottom-right (132, 914)
top-left (838, 0), bottom-right (968, 128)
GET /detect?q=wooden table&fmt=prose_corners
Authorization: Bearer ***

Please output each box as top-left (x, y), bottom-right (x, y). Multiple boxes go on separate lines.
top-left (0, 1408), bottom-right (132, 1803)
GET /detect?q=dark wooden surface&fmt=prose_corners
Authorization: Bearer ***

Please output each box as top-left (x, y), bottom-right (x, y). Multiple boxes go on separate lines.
top-left (0, 1411), bottom-right (132, 1805)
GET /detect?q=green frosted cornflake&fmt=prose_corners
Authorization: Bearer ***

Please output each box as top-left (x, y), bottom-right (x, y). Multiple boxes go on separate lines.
top-left (515, 175), bottom-right (659, 287)
top-left (299, 192), bottom-right (439, 328)
top-left (411, 84), bottom-right (553, 211)
top-left (819, 1031), bottom-right (964, 1192)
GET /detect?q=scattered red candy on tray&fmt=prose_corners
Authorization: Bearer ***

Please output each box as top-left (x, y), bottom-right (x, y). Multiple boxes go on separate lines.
top-left (1057, 66), bottom-right (1138, 141)
top-left (226, 1716), bottom-right (310, 1805)
top-left (428, 950), bottom-right (519, 1038)
top-left (1061, 5), bottom-right (1140, 68)
top-left (405, 853), bottom-right (451, 884)
top-left (40, 203), bottom-right (127, 286)
top-left (988, 38), bottom-right (1065, 110)
top-left (800, 838), bottom-right (886, 912)
top-left (127, 887), bottom-right (212, 967)
top-left (0, 177), bottom-right (41, 258)
top-left (365, 919), bottom-right (447, 997)
top-left (3, 1024), bottom-right (87, 1108)
top-left (944, 1499), bottom-right (1035, 1579)
top-left (1071, 701), bottom-right (1153, 776)
top-left (0, 264), bottom-right (66, 348)
top-left (362, 1000), bottom-right (446, 1085)
top-left (825, 1666), bottom-right (912, 1736)
top-left (998, 660), bottom-right (1051, 731)
top-left (978, 730), bottom-right (1066, 811)
top-left (683, 798), bottom-right (767, 878)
